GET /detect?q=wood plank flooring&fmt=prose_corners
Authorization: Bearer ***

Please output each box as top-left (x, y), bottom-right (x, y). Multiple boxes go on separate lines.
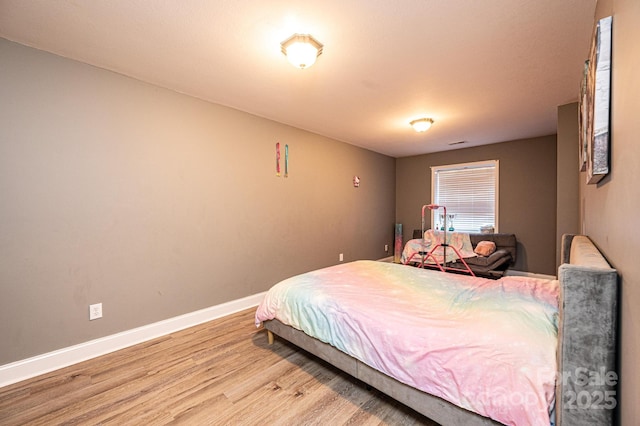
top-left (0, 308), bottom-right (438, 425)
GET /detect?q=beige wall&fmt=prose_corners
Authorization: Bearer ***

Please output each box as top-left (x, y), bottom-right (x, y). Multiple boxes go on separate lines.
top-left (556, 102), bottom-right (581, 268)
top-left (0, 39), bottom-right (396, 364)
top-left (582, 0), bottom-right (639, 423)
top-left (396, 135), bottom-right (557, 275)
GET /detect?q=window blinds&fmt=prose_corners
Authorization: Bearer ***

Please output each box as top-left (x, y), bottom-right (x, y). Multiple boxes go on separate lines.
top-left (432, 161), bottom-right (498, 233)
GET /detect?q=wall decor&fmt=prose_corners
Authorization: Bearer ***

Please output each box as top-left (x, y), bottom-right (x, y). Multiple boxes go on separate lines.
top-left (275, 142), bottom-right (281, 177)
top-left (578, 60), bottom-right (589, 172)
top-left (284, 144), bottom-right (289, 178)
top-left (581, 15), bottom-right (612, 184)
top-left (353, 175), bottom-right (360, 187)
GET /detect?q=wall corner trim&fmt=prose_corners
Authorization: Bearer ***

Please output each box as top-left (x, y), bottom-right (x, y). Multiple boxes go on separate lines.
top-left (0, 292), bottom-right (266, 388)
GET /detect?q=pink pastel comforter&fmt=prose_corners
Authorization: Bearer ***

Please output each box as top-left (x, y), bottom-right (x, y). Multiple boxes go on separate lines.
top-left (255, 260), bottom-right (559, 426)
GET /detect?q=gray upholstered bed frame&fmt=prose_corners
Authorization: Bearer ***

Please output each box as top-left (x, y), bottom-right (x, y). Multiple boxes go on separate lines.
top-left (556, 234), bottom-right (618, 425)
top-left (264, 234), bottom-right (618, 425)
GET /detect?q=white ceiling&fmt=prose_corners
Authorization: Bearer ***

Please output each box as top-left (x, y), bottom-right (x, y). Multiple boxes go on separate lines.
top-left (0, 0), bottom-right (597, 158)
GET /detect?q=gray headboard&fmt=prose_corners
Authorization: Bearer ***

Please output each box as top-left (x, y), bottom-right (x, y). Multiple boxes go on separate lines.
top-left (556, 234), bottom-right (618, 425)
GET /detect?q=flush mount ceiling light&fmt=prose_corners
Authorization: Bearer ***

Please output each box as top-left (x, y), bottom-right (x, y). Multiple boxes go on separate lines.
top-left (410, 118), bottom-right (434, 132)
top-left (281, 34), bottom-right (323, 69)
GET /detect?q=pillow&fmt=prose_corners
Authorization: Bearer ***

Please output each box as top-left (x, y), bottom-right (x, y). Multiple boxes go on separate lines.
top-left (474, 241), bottom-right (496, 257)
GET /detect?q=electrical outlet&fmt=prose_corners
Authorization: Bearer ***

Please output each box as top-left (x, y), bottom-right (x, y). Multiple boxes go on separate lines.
top-left (339, 253), bottom-right (344, 262)
top-left (89, 303), bottom-right (103, 320)
top-left (384, 244), bottom-right (389, 252)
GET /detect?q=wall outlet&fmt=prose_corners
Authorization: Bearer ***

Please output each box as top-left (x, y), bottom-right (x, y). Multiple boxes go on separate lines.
top-left (384, 244), bottom-right (389, 252)
top-left (339, 253), bottom-right (344, 262)
top-left (89, 303), bottom-right (103, 320)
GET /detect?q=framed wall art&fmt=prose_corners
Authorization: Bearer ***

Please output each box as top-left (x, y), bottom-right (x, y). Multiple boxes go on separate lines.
top-left (580, 15), bottom-right (612, 184)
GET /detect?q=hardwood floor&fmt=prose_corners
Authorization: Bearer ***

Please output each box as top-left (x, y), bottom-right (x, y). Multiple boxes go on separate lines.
top-left (0, 308), bottom-right (438, 425)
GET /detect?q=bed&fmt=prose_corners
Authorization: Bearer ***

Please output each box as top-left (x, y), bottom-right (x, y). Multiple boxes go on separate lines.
top-left (255, 234), bottom-right (617, 425)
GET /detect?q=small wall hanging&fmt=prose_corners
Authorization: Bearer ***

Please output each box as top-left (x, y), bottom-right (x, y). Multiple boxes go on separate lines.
top-left (275, 142), bottom-right (281, 177)
top-left (284, 144), bottom-right (289, 178)
top-left (353, 176), bottom-right (360, 187)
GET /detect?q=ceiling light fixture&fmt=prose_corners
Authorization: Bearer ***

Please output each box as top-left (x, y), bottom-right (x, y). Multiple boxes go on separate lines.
top-left (281, 34), bottom-right (323, 69)
top-left (410, 118), bottom-right (434, 132)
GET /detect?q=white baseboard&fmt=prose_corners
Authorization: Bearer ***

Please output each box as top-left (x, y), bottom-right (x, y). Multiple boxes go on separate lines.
top-left (0, 292), bottom-right (266, 388)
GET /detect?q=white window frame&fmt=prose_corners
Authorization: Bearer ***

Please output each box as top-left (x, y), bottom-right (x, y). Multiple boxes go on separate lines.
top-left (430, 160), bottom-right (499, 233)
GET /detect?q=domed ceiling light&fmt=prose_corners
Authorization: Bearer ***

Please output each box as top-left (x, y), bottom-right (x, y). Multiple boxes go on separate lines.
top-left (410, 118), bottom-right (434, 132)
top-left (281, 34), bottom-right (323, 69)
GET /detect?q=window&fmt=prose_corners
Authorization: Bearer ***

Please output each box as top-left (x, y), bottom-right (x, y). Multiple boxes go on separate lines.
top-left (431, 160), bottom-right (499, 233)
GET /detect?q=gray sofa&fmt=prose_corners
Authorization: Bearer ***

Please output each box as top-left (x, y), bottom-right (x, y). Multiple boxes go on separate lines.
top-left (412, 230), bottom-right (517, 277)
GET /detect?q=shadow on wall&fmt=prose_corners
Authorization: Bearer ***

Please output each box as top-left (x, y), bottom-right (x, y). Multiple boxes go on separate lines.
top-left (515, 241), bottom-right (528, 272)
